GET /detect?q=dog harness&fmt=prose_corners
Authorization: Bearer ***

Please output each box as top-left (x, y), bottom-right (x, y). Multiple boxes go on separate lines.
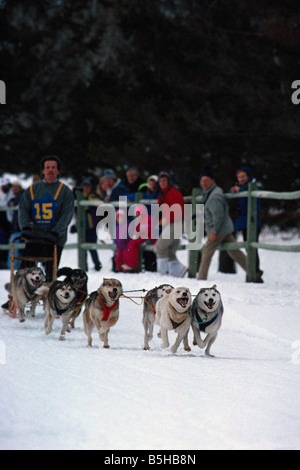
top-left (53, 297), bottom-right (71, 317)
top-left (30, 182), bottom-right (64, 226)
top-left (99, 297), bottom-right (119, 322)
top-left (194, 310), bottom-right (219, 332)
top-left (72, 290), bottom-right (89, 312)
top-left (143, 294), bottom-right (157, 314)
top-left (169, 316), bottom-right (186, 330)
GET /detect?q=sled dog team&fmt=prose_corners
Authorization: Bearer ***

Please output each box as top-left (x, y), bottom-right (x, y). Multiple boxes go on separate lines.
top-left (4, 266), bottom-right (224, 356)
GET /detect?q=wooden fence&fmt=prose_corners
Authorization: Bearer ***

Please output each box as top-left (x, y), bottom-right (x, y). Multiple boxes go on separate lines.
top-left (0, 182), bottom-right (299, 281)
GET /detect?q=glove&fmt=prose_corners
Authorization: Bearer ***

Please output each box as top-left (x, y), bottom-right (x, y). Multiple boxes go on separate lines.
top-left (43, 231), bottom-right (59, 244)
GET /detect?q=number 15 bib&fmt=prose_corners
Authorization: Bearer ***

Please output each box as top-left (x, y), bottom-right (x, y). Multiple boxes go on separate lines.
top-left (30, 182), bottom-right (63, 226)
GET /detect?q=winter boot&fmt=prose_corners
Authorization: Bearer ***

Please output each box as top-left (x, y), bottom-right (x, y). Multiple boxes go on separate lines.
top-left (156, 257), bottom-right (169, 275)
top-left (168, 260), bottom-right (188, 278)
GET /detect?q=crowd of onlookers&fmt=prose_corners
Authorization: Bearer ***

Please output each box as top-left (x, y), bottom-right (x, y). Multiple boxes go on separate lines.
top-left (0, 163), bottom-right (264, 282)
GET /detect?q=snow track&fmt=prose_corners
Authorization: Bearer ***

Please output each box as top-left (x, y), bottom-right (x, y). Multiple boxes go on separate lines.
top-left (0, 236), bottom-right (299, 450)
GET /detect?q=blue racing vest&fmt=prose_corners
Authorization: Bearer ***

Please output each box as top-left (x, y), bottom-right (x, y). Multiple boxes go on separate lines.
top-left (30, 182), bottom-right (64, 226)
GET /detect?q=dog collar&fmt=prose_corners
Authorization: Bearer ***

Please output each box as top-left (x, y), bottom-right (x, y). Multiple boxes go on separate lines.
top-left (99, 297), bottom-right (119, 322)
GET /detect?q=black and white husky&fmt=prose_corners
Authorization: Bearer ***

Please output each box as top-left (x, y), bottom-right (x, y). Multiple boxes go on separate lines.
top-left (191, 284), bottom-right (224, 357)
top-left (36, 281), bottom-right (76, 341)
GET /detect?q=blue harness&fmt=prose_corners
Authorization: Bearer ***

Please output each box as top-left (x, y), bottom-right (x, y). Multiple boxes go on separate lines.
top-left (54, 297), bottom-right (70, 317)
top-left (194, 310), bottom-right (219, 332)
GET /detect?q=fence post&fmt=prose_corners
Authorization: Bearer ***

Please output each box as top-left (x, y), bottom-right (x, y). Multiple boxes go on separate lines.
top-left (188, 187), bottom-right (202, 278)
top-left (246, 181), bottom-right (257, 282)
top-left (76, 190), bottom-right (87, 271)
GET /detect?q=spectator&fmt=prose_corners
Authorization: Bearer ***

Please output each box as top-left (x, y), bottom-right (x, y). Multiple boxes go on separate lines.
top-left (0, 177), bottom-right (13, 206)
top-left (81, 179), bottom-right (102, 272)
top-left (126, 167), bottom-right (145, 194)
top-left (7, 181), bottom-right (25, 270)
top-left (18, 156), bottom-right (75, 282)
top-left (0, 177), bottom-right (12, 269)
top-left (154, 171), bottom-right (187, 277)
top-left (96, 176), bottom-right (108, 200)
top-left (114, 209), bottom-right (130, 271)
top-left (231, 166), bottom-right (263, 278)
top-left (197, 166), bottom-right (248, 280)
top-left (103, 169), bottom-right (128, 203)
top-left (0, 177), bottom-right (13, 224)
top-left (120, 204), bottom-right (156, 272)
top-left (141, 175), bottom-right (161, 200)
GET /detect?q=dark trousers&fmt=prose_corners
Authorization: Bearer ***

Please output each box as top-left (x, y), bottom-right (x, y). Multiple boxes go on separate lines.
top-left (20, 242), bottom-right (62, 282)
top-left (85, 229), bottom-right (101, 269)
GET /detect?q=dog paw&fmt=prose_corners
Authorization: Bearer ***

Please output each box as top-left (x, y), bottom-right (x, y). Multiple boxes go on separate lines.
top-left (103, 344), bottom-right (110, 349)
top-left (19, 318), bottom-right (25, 323)
top-left (205, 351), bottom-right (215, 358)
top-left (184, 346), bottom-right (191, 352)
top-left (143, 346), bottom-right (150, 351)
top-left (45, 328), bottom-right (51, 335)
top-left (59, 335), bottom-right (66, 341)
top-left (67, 326), bottom-right (71, 333)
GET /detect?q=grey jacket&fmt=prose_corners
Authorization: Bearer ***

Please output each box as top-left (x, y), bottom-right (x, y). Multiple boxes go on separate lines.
top-left (202, 183), bottom-right (234, 235)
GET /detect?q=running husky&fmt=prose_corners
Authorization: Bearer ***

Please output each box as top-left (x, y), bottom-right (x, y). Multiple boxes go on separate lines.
top-left (83, 278), bottom-right (123, 348)
top-left (142, 284), bottom-right (173, 350)
top-left (155, 287), bottom-right (192, 353)
top-left (5, 267), bottom-right (45, 322)
top-left (36, 281), bottom-right (76, 340)
top-left (191, 284), bottom-right (224, 357)
top-left (56, 267), bottom-right (89, 329)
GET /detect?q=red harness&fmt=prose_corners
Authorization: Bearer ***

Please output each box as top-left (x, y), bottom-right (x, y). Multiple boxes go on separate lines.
top-left (99, 297), bottom-right (119, 322)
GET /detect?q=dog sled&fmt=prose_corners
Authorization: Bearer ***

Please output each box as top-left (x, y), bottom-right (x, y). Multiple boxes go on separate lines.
top-left (4, 236), bottom-right (58, 317)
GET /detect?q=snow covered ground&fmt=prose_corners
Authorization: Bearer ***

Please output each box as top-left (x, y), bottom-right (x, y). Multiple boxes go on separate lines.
top-left (0, 232), bottom-right (299, 450)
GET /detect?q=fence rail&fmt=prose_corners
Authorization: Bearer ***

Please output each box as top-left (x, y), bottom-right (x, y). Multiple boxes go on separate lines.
top-left (0, 184), bottom-right (299, 281)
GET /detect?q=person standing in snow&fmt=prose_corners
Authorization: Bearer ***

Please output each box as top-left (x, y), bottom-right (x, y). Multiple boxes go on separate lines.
top-left (197, 166), bottom-right (248, 281)
top-left (154, 171), bottom-right (187, 277)
top-left (80, 179), bottom-right (102, 272)
top-left (119, 204), bottom-right (156, 272)
top-left (231, 166), bottom-right (263, 280)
